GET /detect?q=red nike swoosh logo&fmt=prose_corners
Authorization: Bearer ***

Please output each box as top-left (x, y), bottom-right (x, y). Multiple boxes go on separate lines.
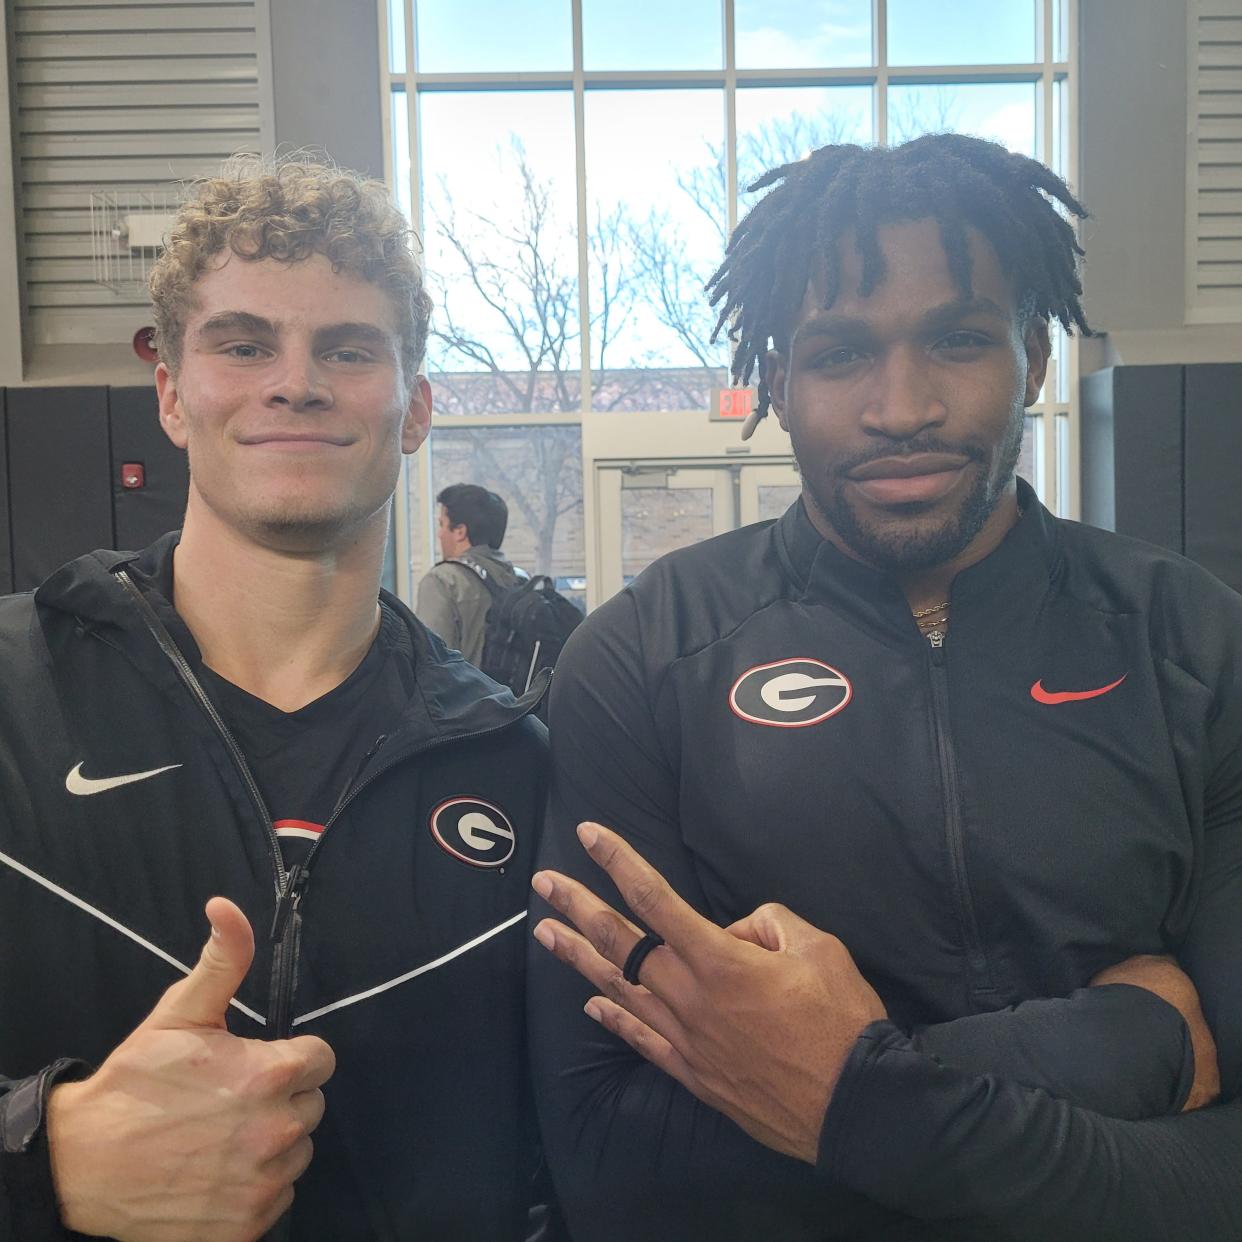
top-left (1030, 674), bottom-right (1127, 704)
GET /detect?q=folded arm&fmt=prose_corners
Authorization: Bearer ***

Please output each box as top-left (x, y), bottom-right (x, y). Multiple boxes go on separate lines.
top-left (820, 765), bottom-right (1242, 1241)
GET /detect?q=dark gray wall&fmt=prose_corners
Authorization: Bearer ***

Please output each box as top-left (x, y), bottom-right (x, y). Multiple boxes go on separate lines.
top-left (269, 0), bottom-right (384, 178)
top-left (1078, 0), bottom-right (1188, 333)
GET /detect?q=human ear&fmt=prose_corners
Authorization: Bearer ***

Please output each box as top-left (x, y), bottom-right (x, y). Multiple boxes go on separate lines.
top-left (1022, 317), bottom-right (1052, 408)
top-left (155, 363), bottom-right (189, 450)
top-left (402, 375), bottom-right (433, 453)
top-left (765, 349), bottom-right (791, 432)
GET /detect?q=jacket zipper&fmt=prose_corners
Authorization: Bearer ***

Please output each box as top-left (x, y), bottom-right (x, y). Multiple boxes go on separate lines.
top-left (117, 573), bottom-right (309, 1035)
top-left (262, 730), bottom-right (387, 1035)
top-left (116, 572), bottom-right (287, 893)
top-left (262, 719), bottom-right (534, 1035)
top-left (117, 564), bottom-right (540, 1036)
top-left (927, 641), bottom-right (996, 1000)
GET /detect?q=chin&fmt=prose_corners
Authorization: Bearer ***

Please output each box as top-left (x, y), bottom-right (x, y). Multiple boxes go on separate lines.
top-left (239, 500), bottom-right (383, 549)
top-left (819, 472), bottom-right (1003, 572)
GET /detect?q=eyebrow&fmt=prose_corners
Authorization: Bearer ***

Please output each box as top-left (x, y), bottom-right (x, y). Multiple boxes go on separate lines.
top-left (196, 310), bottom-right (276, 338)
top-left (315, 322), bottom-right (395, 350)
top-left (194, 313), bottom-right (395, 352)
top-left (793, 297), bottom-right (1011, 346)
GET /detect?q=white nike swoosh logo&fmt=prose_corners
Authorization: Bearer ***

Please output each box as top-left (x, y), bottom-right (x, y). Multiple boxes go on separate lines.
top-left (65, 762), bottom-right (182, 796)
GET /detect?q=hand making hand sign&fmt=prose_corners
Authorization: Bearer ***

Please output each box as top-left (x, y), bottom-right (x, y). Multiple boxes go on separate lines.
top-left (531, 821), bottom-right (888, 1165)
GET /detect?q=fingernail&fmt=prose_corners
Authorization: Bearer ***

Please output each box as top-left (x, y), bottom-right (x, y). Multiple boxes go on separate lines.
top-left (532, 923), bottom-right (555, 951)
top-left (210, 922), bottom-right (221, 940)
top-left (577, 823), bottom-right (599, 849)
top-left (531, 873), bottom-right (553, 900)
top-left (584, 1001), bottom-right (603, 1022)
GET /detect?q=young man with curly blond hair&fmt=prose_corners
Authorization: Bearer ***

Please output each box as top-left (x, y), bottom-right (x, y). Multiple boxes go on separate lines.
top-left (0, 158), bottom-right (549, 1241)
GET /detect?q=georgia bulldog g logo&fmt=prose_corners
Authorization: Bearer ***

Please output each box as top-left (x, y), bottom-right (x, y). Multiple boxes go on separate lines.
top-left (430, 798), bottom-right (516, 868)
top-left (729, 658), bottom-right (853, 728)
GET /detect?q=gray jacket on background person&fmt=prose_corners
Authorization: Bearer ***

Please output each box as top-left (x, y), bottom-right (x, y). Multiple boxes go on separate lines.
top-left (417, 545), bottom-right (526, 665)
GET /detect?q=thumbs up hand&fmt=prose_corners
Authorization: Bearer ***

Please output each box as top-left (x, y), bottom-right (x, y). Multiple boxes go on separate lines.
top-left (46, 898), bottom-right (336, 1242)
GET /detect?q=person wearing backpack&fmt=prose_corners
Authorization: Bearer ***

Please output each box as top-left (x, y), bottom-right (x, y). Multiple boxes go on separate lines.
top-left (418, 483), bottom-right (582, 701)
top-left (418, 484), bottom-right (526, 665)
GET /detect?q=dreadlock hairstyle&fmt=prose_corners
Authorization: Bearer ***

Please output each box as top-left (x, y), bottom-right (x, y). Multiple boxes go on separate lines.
top-left (706, 133), bottom-right (1091, 429)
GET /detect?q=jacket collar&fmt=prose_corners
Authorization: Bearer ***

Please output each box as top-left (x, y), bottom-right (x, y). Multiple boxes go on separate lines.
top-left (34, 532), bottom-right (545, 745)
top-left (774, 478), bottom-right (1062, 648)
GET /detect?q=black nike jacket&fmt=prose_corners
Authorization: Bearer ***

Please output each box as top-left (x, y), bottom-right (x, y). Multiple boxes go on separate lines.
top-left (529, 480), bottom-right (1242, 1241)
top-left (0, 534), bottom-right (549, 1240)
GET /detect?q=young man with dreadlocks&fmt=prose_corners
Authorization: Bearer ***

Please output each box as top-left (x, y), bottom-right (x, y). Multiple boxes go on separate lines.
top-left (528, 133), bottom-right (1242, 1240)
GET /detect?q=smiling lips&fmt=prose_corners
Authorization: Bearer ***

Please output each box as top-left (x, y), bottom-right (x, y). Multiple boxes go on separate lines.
top-left (846, 453), bottom-right (972, 505)
top-left (238, 432), bottom-right (353, 449)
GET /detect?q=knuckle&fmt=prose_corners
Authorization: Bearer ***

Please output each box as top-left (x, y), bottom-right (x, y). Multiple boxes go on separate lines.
top-left (305, 1036), bottom-right (336, 1081)
top-left (250, 1054), bottom-right (300, 1097)
top-left (241, 1177), bottom-right (283, 1222)
top-left (603, 970), bottom-right (630, 1004)
top-left (699, 954), bottom-right (738, 988)
top-left (555, 933), bottom-right (578, 965)
top-left (626, 1018), bottom-right (652, 1053)
top-left (304, 1087), bottom-right (327, 1131)
top-left (626, 878), bottom-right (662, 919)
top-left (588, 914), bottom-right (619, 959)
top-left (248, 1114), bottom-right (303, 1162)
top-left (290, 1134), bottom-right (315, 1178)
top-left (595, 837), bottom-right (622, 870)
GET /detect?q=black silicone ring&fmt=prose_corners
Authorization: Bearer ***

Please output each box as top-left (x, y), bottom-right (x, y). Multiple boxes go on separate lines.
top-left (622, 932), bottom-right (665, 985)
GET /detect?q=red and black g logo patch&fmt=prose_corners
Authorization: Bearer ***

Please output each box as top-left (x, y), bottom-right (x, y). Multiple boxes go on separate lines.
top-left (729, 658), bottom-right (853, 728)
top-left (430, 798), bottom-right (516, 869)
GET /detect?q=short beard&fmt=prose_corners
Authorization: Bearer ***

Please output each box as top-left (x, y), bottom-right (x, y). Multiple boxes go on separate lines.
top-left (800, 410), bottom-right (1025, 573)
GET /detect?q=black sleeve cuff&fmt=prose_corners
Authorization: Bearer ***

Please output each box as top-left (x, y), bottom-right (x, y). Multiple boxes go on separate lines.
top-left (1, 1059), bottom-right (91, 1241)
top-left (910, 984), bottom-right (1195, 1119)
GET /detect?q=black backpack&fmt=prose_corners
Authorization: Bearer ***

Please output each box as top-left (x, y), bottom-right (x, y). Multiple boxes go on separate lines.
top-left (447, 557), bottom-right (583, 697)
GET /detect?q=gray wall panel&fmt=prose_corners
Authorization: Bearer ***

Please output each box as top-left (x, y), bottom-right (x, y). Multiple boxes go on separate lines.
top-left (1078, 0), bottom-right (1187, 333)
top-left (12, 1), bottom-right (265, 348)
top-left (109, 386), bottom-right (189, 552)
top-left (7, 386), bottom-right (112, 590)
top-left (0, 391), bottom-right (11, 592)
top-left (1184, 363), bottom-right (1242, 593)
top-left (1080, 365), bottom-right (1184, 555)
top-left (269, 0), bottom-right (382, 177)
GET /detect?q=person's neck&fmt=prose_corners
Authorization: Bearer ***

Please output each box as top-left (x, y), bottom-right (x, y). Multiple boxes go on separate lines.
top-left (897, 488), bottom-right (1021, 613)
top-left (173, 495), bottom-right (387, 712)
top-left (807, 483), bottom-right (1022, 615)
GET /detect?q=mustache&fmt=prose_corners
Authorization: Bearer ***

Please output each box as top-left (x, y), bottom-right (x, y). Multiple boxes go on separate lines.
top-left (831, 436), bottom-right (988, 477)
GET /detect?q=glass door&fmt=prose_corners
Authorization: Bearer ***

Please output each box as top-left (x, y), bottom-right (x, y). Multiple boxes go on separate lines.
top-left (594, 458), bottom-right (800, 601)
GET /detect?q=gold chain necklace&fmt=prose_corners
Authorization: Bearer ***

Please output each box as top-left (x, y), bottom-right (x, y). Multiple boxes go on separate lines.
top-left (912, 600), bottom-right (950, 648)
top-left (908, 498), bottom-right (1026, 648)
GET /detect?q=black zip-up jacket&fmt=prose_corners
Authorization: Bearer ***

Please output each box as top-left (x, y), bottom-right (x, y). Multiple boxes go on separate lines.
top-left (0, 536), bottom-right (549, 1240)
top-left (529, 481), bottom-right (1242, 1241)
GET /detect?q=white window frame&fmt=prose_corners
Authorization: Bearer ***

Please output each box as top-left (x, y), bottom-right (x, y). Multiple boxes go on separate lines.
top-left (379, 0), bottom-right (1079, 609)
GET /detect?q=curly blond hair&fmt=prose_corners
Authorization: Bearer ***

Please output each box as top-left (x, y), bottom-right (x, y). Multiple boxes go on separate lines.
top-left (149, 155), bottom-right (432, 377)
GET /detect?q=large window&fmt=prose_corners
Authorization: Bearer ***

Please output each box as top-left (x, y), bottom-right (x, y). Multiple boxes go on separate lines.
top-left (383, 0), bottom-right (1076, 606)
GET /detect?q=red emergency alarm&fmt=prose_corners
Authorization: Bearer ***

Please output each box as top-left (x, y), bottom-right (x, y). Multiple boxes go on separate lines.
top-left (132, 326), bottom-right (158, 363)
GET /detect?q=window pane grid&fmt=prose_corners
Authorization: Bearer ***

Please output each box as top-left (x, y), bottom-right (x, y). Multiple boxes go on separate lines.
top-left (382, 0), bottom-right (1078, 598)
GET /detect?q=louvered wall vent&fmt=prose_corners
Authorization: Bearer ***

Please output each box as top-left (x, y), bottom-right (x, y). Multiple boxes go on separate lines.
top-left (1187, 0), bottom-right (1242, 324)
top-left (12, 1), bottom-right (268, 347)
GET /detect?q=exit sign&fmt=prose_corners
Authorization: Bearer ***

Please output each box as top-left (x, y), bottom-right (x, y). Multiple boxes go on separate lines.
top-left (710, 387), bottom-right (756, 422)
